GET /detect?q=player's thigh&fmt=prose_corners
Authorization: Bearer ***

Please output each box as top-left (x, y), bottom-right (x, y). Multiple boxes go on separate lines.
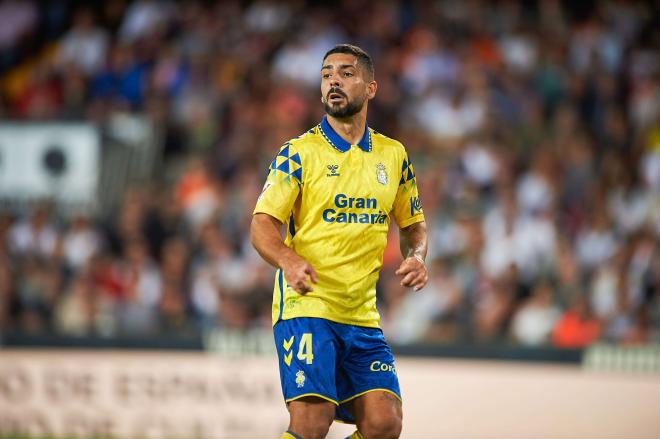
top-left (351, 390), bottom-right (403, 436)
top-left (336, 326), bottom-right (401, 405)
top-left (274, 318), bottom-right (340, 403)
top-left (288, 395), bottom-right (336, 431)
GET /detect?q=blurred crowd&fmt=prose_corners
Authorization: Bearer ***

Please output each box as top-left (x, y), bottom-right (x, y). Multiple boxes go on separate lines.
top-left (0, 0), bottom-right (659, 348)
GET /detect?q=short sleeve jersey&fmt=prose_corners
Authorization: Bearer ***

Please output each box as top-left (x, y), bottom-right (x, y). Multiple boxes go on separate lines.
top-left (254, 116), bottom-right (425, 328)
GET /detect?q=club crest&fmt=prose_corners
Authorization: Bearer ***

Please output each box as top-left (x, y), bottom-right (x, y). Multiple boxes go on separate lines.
top-left (376, 163), bottom-right (388, 185)
top-left (295, 370), bottom-right (306, 388)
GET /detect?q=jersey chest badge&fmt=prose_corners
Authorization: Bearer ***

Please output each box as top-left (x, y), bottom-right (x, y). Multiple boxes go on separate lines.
top-left (376, 163), bottom-right (388, 185)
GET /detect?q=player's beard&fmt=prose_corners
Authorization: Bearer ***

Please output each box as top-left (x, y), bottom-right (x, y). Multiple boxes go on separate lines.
top-left (324, 89), bottom-right (366, 118)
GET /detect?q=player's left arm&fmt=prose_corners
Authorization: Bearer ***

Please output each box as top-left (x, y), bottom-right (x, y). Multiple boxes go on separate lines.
top-left (395, 220), bottom-right (428, 291)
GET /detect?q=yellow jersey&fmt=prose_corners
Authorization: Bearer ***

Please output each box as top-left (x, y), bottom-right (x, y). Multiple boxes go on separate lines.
top-left (254, 116), bottom-right (425, 328)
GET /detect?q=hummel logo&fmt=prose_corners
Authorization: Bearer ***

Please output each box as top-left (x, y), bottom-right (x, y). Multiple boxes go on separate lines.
top-left (283, 336), bottom-right (294, 366)
top-left (326, 164), bottom-right (340, 177)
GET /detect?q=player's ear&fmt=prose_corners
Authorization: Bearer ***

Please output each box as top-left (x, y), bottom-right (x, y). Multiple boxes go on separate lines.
top-left (367, 80), bottom-right (377, 100)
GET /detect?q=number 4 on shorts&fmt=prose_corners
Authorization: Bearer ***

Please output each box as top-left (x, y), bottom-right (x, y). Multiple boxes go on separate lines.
top-left (297, 333), bottom-right (314, 364)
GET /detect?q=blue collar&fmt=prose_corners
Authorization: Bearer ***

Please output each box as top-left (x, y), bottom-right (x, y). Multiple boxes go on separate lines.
top-left (319, 116), bottom-right (372, 153)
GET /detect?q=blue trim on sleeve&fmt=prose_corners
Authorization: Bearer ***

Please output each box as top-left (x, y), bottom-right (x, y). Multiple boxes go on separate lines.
top-left (400, 158), bottom-right (415, 185)
top-left (277, 160), bottom-right (290, 174)
top-left (271, 142), bottom-right (303, 184)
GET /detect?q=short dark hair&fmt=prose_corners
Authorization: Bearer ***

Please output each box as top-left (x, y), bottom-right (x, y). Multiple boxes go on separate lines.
top-left (322, 44), bottom-right (374, 80)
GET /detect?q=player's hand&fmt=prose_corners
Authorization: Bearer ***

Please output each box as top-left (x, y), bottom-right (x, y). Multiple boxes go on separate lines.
top-left (395, 255), bottom-right (427, 291)
top-left (280, 251), bottom-right (318, 294)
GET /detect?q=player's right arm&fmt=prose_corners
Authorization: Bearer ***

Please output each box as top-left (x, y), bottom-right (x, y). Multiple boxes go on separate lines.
top-left (391, 148), bottom-right (428, 291)
top-left (251, 142), bottom-right (317, 294)
top-left (250, 213), bottom-right (317, 293)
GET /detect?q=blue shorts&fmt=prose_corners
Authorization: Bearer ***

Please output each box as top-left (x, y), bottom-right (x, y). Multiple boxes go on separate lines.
top-left (273, 317), bottom-right (401, 424)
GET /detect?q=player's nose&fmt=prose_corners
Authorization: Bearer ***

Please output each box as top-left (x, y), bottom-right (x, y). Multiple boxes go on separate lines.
top-left (329, 74), bottom-right (341, 87)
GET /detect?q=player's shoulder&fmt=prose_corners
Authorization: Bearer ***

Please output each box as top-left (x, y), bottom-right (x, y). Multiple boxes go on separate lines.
top-left (370, 128), bottom-right (407, 155)
top-left (285, 125), bottom-right (323, 152)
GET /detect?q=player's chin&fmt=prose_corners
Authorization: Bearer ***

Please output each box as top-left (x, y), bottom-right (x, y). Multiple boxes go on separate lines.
top-left (325, 103), bottom-right (348, 116)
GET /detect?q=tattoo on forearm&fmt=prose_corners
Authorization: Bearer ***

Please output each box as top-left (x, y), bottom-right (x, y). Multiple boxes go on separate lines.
top-left (400, 221), bottom-right (427, 261)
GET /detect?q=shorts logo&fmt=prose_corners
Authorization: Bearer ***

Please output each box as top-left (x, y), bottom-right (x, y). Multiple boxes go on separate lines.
top-left (370, 361), bottom-right (396, 374)
top-left (326, 164), bottom-right (340, 177)
top-left (376, 163), bottom-right (388, 185)
top-left (295, 370), bottom-right (306, 388)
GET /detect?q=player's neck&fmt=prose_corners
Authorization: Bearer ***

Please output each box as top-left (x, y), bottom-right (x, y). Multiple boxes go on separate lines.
top-left (326, 113), bottom-right (367, 146)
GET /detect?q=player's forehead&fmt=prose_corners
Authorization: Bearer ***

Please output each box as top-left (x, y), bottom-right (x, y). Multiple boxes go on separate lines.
top-left (321, 53), bottom-right (359, 70)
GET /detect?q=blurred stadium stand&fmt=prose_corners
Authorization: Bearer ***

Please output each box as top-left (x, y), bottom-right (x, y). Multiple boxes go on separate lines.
top-left (0, 0), bottom-right (659, 356)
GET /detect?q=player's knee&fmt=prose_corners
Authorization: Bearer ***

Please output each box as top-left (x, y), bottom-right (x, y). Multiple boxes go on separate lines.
top-left (288, 397), bottom-right (335, 439)
top-left (290, 423), bottom-right (331, 439)
top-left (309, 423), bottom-right (332, 439)
top-left (359, 412), bottom-right (402, 439)
top-left (289, 418), bottom-right (332, 439)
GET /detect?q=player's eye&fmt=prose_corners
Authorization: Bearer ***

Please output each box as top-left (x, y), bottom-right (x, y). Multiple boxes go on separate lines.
top-left (344, 72), bottom-right (353, 77)
top-left (322, 73), bottom-right (331, 79)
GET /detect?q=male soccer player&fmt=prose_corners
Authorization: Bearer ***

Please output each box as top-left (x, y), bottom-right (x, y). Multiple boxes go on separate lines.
top-left (251, 44), bottom-right (428, 439)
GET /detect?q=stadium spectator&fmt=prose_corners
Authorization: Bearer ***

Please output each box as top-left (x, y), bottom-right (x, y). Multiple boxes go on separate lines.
top-left (552, 295), bottom-right (602, 348)
top-left (54, 271), bottom-right (97, 336)
top-left (0, 0), bottom-right (657, 348)
top-left (511, 282), bottom-right (562, 346)
top-left (56, 7), bottom-right (109, 75)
